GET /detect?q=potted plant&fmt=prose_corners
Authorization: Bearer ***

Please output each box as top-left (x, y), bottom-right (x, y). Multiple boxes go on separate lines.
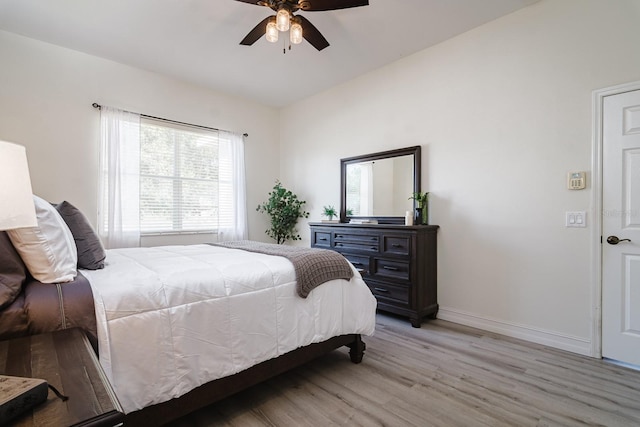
top-left (257, 180), bottom-right (309, 244)
top-left (408, 191), bottom-right (429, 225)
top-left (321, 205), bottom-right (338, 223)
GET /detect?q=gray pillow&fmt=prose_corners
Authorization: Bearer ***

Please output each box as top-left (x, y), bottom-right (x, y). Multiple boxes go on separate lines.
top-left (52, 201), bottom-right (106, 270)
top-left (0, 231), bottom-right (28, 309)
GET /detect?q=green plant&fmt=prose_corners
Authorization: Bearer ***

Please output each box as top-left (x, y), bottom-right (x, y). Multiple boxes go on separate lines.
top-left (322, 205), bottom-right (337, 220)
top-left (257, 180), bottom-right (309, 244)
top-left (408, 191), bottom-right (429, 208)
top-left (409, 191), bottom-right (430, 225)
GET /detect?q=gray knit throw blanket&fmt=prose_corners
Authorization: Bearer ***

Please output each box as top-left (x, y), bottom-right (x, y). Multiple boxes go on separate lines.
top-left (212, 240), bottom-right (353, 298)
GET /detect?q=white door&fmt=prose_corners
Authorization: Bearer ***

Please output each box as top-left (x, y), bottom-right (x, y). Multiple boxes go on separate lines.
top-left (602, 89), bottom-right (640, 366)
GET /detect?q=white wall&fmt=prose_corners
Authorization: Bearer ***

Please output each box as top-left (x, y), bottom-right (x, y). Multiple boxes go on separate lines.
top-left (279, 0), bottom-right (640, 355)
top-left (0, 30), bottom-right (280, 243)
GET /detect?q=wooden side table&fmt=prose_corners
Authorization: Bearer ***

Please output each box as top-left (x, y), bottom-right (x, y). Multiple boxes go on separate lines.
top-left (0, 328), bottom-right (123, 426)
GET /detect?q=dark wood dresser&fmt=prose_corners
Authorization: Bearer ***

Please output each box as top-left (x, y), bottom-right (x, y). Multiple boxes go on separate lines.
top-left (310, 222), bottom-right (438, 327)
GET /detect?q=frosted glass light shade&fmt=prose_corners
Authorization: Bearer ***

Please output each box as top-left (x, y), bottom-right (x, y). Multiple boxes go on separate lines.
top-left (266, 21), bottom-right (278, 43)
top-left (0, 141), bottom-right (37, 230)
top-left (290, 22), bottom-right (303, 44)
top-left (276, 8), bottom-right (290, 32)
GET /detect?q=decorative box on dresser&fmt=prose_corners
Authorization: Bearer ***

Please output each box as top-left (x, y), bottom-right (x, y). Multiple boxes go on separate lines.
top-left (310, 222), bottom-right (438, 327)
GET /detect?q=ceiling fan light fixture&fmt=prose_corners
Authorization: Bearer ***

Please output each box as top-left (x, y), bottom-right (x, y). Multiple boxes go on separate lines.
top-left (266, 19), bottom-right (278, 43)
top-left (290, 21), bottom-right (303, 45)
top-left (276, 8), bottom-right (290, 32)
top-left (238, 0), bottom-right (370, 51)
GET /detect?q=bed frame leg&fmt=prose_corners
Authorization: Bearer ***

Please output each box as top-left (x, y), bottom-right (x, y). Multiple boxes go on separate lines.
top-left (348, 334), bottom-right (366, 364)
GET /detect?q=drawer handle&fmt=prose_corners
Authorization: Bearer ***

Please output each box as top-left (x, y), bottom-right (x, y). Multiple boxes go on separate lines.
top-left (374, 287), bottom-right (389, 293)
top-left (319, 237), bottom-right (328, 241)
top-left (336, 243), bottom-right (343, 246)
top-left (370, 246), bottom-right (377, 250)
top-left (392, 244), bottom-right (403, 248)
top-left (351, 261), bottom-right (363, 266)
top-left (336, 235), bottom-right (343, 238)
top-left (371, 237), bottom-right (377, 241)
top-left (383, 266), bottom-right (399, 271)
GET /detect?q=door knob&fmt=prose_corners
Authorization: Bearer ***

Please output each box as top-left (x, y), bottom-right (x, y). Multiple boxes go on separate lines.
top-left (607, 235), bottom-right (632, 245)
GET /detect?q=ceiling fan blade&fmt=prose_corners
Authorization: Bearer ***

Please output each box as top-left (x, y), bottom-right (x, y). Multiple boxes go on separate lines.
top-left (234, 0), bottom-right (263, 5)
top-left (240, 16), bottom-right (273, 46)
top-left (298, 16), bottom-right (329, 51)
top-left (299, 0), bottom-right (369, 11)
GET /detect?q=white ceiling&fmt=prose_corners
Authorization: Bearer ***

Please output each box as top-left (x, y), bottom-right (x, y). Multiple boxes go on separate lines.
top-left (0, 0), bottom-right (538, 107)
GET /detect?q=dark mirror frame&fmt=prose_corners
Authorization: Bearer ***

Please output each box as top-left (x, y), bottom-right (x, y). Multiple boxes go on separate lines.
top-left (340, 145), bottom-right (421, 224)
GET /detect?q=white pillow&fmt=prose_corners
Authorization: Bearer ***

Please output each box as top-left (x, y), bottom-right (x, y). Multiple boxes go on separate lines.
top-left (8, 195), bottom-right (77, 283)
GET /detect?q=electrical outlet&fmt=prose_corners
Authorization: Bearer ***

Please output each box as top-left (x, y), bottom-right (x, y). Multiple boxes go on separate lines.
top-left (566, 211), bottom-right (586, 228)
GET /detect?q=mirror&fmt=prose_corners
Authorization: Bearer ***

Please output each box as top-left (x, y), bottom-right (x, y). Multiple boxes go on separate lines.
top-left (340, 146), bottom-right (421, 224)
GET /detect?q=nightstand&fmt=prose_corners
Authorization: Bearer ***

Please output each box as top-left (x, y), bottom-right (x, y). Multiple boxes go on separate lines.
top-left (0, 328), bottom-right (123, 426)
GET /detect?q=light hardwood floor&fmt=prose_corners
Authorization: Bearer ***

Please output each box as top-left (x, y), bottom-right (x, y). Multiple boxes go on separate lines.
top-left (168, 314), bottom-right (640, 426)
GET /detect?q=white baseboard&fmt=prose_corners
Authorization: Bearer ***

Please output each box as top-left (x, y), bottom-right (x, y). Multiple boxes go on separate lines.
top-left (437, 307), bottom-right (594, 357)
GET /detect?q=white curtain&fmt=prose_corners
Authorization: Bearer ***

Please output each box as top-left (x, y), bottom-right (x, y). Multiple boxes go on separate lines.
top-left (217, 131), bottom-right (248, 241)
top-left (98, 107), bottom-right (141, 248)
top-left (359, 162), bottom-right (374, 216)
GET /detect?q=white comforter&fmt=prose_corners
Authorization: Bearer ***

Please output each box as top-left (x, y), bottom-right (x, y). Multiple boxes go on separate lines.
top-left (83, 244), bottom-right (377, 413)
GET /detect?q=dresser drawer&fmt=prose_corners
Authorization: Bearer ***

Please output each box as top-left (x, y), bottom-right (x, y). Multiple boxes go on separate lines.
top-left (334, 241), bottom-right (379, 253)
top-left (367, 281), bottom-right (409, 305)
top-left (334, 232), bottom-right (379, 242)
top-left (373, 258), bottom-right (410, 282)
top-left (383, 235), bottom-right (411, 256)
top-left (342, 254), bottom-right (370, 275)
top-left (334, 232), bottom-right (379, 252)
top-left (312, 231), bottom-right (331, 248)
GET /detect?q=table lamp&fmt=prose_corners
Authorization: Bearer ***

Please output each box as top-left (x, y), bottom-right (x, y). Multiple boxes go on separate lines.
top-left (0, 140), bottom-right (37, 230)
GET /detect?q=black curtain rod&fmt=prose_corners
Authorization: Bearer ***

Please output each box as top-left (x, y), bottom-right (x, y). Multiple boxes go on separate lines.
top-left (92, 103), bottom-right (248, 137)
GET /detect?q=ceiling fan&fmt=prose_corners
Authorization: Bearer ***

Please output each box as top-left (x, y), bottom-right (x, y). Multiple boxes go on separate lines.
top-left (235, 0), bottom-right (369, 51)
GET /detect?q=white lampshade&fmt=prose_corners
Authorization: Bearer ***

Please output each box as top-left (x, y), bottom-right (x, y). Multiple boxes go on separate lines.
top-left (266, 20), bottom-right (279, 43)
top-left (290, 22), bottom-right (303, 45)
top-left (0, 141), bottom-right (37, 230)
top-left (276, 8), bottom-right (290, 32)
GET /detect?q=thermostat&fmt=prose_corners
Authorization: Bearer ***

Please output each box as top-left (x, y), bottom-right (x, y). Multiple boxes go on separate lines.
top-left (567, 172), bottom-right (586, 190)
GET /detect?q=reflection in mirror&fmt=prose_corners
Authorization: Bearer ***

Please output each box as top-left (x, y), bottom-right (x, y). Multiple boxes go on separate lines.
top-left (340, 146), bottom-right (421, 224)
top-left (345, 156), bottom-right (414, 217)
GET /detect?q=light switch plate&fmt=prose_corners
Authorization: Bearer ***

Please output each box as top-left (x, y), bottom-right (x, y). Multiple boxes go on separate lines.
top-left (566, 211), bottom-right (586, 228)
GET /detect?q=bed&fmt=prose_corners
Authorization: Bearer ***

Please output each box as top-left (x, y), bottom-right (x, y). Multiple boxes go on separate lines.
top-left (0, 232), bottom-right (98, 348)
top-left (0, 197), bottom-right (377, 426)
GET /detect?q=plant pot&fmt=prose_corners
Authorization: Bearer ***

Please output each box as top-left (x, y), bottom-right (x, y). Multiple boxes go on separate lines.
top-left (415, 208), bottom-right (423, 225)
top-left (415, 206), bottom-right (428, 225)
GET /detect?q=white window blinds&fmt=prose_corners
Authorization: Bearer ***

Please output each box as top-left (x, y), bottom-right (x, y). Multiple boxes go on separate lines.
top-left (140, 118), bottom-right (223, 234)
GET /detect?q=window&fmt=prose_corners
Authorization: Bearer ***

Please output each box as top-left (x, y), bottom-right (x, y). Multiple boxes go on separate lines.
top-left (99, 106), bottom-right (247, 248)
top-left (140, 118), bottom-right (228, 234)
